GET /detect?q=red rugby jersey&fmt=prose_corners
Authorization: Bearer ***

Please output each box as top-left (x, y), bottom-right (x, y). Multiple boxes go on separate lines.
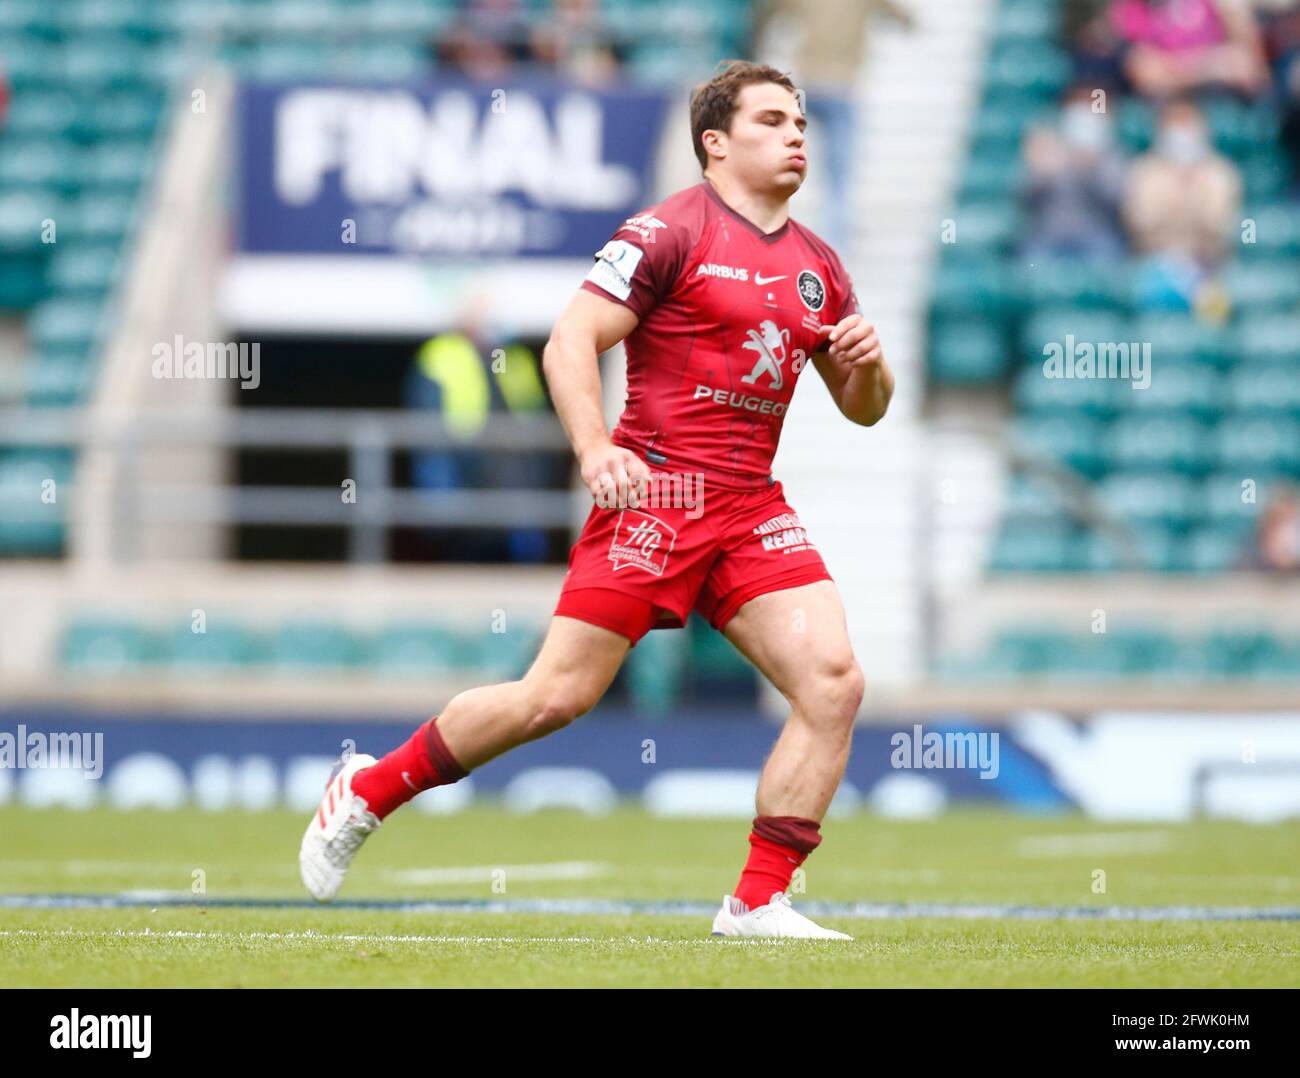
top-left (578, 180), bottom-right (860, 491)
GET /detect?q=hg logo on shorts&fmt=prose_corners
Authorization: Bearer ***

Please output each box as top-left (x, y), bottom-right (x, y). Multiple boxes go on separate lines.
top-left (608, 511), bottom-right (677, 576)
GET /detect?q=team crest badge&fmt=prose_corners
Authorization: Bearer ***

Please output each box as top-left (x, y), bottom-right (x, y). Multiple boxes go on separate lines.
top-left (796, 269), bottom-right (826, 312)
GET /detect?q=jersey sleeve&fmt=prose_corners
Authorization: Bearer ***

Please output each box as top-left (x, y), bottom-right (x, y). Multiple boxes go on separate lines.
top-left (578, 208), bottom-right (694, 320)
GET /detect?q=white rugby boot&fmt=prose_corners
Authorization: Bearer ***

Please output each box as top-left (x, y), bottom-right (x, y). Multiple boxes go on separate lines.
top-left (711, 891), bottom-right (853, 940)
top-left (299, 753), bottom-right (381, 902)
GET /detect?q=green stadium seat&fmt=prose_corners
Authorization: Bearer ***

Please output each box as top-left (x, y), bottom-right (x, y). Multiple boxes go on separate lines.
top-left (1242, 203), bottom-right (1300, 256)
top-left (1200, 98), bottom-right (1278, 160)
top-left (1132, 312), bottom-right (1236, 368)
top-left (372, 624), bottom-right (473, 678)
top-left (950, 199), bottom-right (1021, 251)
top-left (1240, 150), bottom-right (1290, 201)
top-left (168, 619), bottom-right (264, 669)
top-left (465, 624), bottom-right (542, 679)
top-left (1118, 361), bottom-right (1221, 420)
top-left (1185, 523), bottom-right (1250, 572)
top-left (1104, 414), bottom-right (1213, 475)
top-left (1116, 98), bottom-right (1157, 153)
top-left (959, 150), bottom-right (1025, 202)
top-left (57, 39), bottom-right (152, 91)
top-left (1229, 362), bottom-right (1300, 417)
top-left (1239, 314), bottom-right (1300, 364)
top-left (1011, 414), bottom-right (1107, 477)
top-left (46, 245), bottom-right (121, 297)
top-left (1096, 471), bottom-right (1202, 529)
top-left (1020, 308), bottom-right (1130, 366)
top-left (1221, 259), bottom-right (1300, 312)
top-left (0, 449), bottom-right (73, 554)
top-left (984, 43), bottom-right (1072, 98)
top-left (57, 193), bottom-right (138, 245)
top-left (626, 627), bottom-right (687, 714)
top-left (989, 521), bottom-right (1076, 573)
top-left (61, 618), bottom-right (162, 674)
top-left (988, 626), bottom-right (1079, 674)
top-left (0, 140), bottom-right (83, 199)
top-left (1214, 415), bottom-right (1300, 473)
top-left (74, 91), bottom-right (166, 144)
top-left (1200, 471), bottom-right (1288, 524)
top-left (930, 252), bottom-right (1015, 319)
top-left (273, 621), bottom-right (366, 669)
top-left (1012, 360), bottom-right (1117, 416)
top-left (927, 318), bottom-right (1011, 384)
top-left (1203, 627), bottom-right (1278, 677)
top-left (23, 351), bottom-right (97, 406)
top-left (1078, 521), bottom-right (1184, 572)
top-left (1, 92), bottom-right (80, 140)
top-left (28, 297), bottom-right (105, 354)
top-left (1016, 258), bottom-right (1132, 311)
top-left (81, 141), bottom-right (153, 192)
top-left (1002, 474), bottom-right (1072, 525)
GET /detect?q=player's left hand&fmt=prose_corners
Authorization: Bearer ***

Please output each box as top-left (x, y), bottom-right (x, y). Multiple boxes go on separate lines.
top-left (817, 315), bottom-right (882, 370)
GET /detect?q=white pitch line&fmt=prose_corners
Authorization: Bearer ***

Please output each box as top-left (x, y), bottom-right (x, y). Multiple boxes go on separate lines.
top-left (387, 861), bottom-right (611, 885)
top-left (1016, 831), bottom-right (1175, 859)
top-left (0, 929), bottom-right (787, 946)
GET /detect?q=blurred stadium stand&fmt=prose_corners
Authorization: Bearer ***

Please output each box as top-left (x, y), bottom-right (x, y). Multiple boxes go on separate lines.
top-left (0, 0), bottom-right (1297, 723)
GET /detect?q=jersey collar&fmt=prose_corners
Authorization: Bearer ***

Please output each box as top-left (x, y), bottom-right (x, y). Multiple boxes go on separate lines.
top-left (699, 181), bottom-right (791, 244)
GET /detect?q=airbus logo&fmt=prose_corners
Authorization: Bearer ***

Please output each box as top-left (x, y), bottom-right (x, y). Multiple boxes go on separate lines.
top-left (696, 263), bottom-right (749, 281)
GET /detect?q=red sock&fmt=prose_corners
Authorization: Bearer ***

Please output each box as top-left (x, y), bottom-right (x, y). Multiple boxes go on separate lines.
top-left (733, 815), bottom-right (822, 911)
top-left (351, 715), bottom-right (468, 820)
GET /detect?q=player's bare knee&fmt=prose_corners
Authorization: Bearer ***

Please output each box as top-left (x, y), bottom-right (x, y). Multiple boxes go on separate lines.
top-left (521, 682), bottom-right (599, 739)
top-left (794, 656), bottom-right (864, 731)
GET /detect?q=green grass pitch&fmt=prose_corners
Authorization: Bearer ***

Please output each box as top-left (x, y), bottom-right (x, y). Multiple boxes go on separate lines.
top-left (1, 805), bottom-right (1296, 987)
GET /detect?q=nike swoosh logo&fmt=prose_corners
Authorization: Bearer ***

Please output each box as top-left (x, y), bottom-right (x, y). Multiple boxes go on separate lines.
top-left (754, 273), bottom-right (787, 285)
top-left (401, 771), bottom-right (419, 791)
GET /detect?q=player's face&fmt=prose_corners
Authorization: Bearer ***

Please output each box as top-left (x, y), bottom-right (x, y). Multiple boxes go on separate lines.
top-left (718, 83), bottom-right (807, 194)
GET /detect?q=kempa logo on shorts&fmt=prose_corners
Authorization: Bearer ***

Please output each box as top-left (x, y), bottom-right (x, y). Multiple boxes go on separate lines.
top-left (608, 510), bottom-right (676, 576)
top-left (752, 512), bottom-right (813, 554)
top-left (696, 263), bottom-right (748, 281)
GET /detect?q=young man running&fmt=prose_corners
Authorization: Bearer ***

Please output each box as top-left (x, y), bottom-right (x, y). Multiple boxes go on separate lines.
top-left (301, 60), bottom-right (894, 939)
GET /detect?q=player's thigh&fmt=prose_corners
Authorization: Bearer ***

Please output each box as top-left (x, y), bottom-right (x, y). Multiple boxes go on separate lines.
top-left (522, 613), bottom-right (632, 712)
top-left (722, 580), bottom-right (862, 713)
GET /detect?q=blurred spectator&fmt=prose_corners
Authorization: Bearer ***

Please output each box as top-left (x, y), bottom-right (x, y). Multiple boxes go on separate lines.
top-left (1241, 488), bottom-right (1300, 571)
top-left (1071, 0), bottom-right (1271, 97)
top-left (1256, 0), bottom-right (1300, 188)
top-left (0, 62), bottom-right (8, 130)
top-left (1123, 97), bottom-right (1241, 306)
top-left (1113, 0), bottom-right (1271, 97)
top-left (530, 0), bottom-right (625, 84)
top-left (404, 301), bottom-right (551, 563)
top-left (438, 0), bottom-right (536, 78)
top-left (1019, 84), bottom-right (1130, 261)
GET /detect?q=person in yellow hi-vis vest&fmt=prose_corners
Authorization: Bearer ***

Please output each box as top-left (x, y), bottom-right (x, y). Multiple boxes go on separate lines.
top-left (404, 328), bottom-right (552, 562)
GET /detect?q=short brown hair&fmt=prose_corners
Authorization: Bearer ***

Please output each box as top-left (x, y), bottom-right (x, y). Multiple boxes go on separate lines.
top-left (689, 60), bottom-right (800, 172)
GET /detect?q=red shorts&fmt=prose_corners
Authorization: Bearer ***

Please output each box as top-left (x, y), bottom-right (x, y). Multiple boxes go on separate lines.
top-left (554, 478), bottom-right (832, 644)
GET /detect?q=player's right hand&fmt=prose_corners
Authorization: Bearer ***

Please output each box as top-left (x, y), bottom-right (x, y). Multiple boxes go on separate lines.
top-left (580, 441), bottom-right (651, 509)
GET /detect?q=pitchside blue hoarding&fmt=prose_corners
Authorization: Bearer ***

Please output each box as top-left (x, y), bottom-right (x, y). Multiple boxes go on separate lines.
top-left (237, 77), bottom-right (675, 258)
